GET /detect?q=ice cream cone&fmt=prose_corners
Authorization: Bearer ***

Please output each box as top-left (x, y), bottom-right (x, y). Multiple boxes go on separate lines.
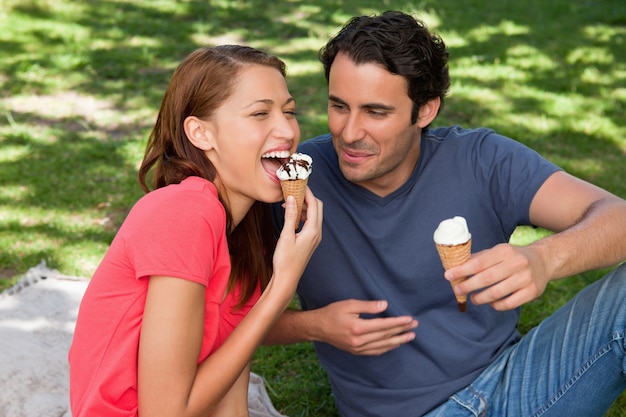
top-left (435, 238), bottom-right (472, 312)
top-left (280, 178), bottom-right (308, 228)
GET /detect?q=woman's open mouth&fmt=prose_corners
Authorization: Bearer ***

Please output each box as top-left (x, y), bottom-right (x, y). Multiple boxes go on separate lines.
top-left (261, 150), bottom-right (291, 182)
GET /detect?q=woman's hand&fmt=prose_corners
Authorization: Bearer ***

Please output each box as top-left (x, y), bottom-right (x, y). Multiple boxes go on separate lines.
top-left (271, 187), bottom-right (323, 296)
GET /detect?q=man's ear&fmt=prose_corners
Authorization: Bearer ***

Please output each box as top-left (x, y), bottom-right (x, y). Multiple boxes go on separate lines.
top-left (184, 116), bottom-right (215, 151)
top-left (417, 97), bottom-right (441, 128)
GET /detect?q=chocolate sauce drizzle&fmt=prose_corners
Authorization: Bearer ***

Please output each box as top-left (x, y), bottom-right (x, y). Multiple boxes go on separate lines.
top-left (281, 159), bottom-right (310, 179)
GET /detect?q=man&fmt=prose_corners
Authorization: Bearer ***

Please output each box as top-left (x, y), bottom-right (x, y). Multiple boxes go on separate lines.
top-left (268, 11), bottom-right (626, 416)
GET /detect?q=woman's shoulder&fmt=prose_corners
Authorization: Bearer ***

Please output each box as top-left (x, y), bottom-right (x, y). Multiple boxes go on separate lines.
top-left (141, 177), bottom-right (220, 206)
top-left (130, 177), bottom-right (225, 231)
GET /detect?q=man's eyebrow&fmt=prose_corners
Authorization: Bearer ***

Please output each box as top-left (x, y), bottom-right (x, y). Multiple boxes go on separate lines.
top-left (328, 95), bottom-right (347, 106)
top-left (362, 102), bottom-right (395, 111)
top-left (328, 95), bottom-right (395, 111)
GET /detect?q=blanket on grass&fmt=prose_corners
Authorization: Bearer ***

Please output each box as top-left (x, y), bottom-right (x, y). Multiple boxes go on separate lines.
top-left (0, 262), bottom-right (285, 417)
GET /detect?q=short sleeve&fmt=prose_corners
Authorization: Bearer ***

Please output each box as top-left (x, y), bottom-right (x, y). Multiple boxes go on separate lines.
top-left (124, 182), bottom-right (227, 286)
top-left (472, 131), bottom-right (561, 226)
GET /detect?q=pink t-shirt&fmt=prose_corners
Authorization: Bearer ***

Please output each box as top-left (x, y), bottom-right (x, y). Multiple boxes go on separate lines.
top-left (69, 177), bottom-right (261, 416)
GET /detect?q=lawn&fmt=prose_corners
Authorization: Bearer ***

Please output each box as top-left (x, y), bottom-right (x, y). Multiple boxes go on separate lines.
top-left (1, 0), bottom-right (624, 415)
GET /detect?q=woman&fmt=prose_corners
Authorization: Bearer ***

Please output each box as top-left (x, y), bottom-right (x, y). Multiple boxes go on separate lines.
top-left (69, 45), bottom-right (323, 417)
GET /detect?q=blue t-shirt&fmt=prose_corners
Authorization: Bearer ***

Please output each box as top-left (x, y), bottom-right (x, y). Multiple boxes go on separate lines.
top-left (275, 126), bottom-right (561, 416)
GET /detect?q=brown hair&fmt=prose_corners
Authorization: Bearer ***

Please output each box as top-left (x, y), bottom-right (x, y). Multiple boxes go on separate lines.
top-left (138, 45), bottom-right (286, 307)
top-left (319, 11), bottom-right (450, 127)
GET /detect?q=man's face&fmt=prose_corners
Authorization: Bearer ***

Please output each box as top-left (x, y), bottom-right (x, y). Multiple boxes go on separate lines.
top-left (327, 53), bottom-right (421, 197)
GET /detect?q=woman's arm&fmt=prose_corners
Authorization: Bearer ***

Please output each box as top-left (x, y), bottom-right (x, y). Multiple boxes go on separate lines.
top-left (207, 364), bottom-right (251, 417)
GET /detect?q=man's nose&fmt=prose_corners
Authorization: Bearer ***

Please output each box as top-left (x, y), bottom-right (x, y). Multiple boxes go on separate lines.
top-left (342, 113), bottom-right (364, 144)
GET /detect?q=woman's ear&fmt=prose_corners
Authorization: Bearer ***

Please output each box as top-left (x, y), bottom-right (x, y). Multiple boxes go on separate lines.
top-left (417, 97), bottom-right (441, 128)
top-left (184, 116), bottom-right (215, 151)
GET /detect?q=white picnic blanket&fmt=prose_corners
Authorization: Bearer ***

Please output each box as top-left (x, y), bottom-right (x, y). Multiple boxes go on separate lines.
top-left (0, 262), bottom-right (285, 417)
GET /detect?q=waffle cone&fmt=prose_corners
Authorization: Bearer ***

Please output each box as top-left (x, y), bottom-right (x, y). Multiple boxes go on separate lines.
top-left (435, 238), bottom-right (472, 312)
top-left (280, 178), bottom-right (307, 228)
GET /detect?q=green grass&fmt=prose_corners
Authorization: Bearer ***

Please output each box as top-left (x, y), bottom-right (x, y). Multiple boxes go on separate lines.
top-left (1, 0), bottom-right (624, 415)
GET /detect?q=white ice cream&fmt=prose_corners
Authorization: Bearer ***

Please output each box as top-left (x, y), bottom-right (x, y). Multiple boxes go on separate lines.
top-left (276, 153), bottom-right (313, 180)
top-left (433, 216), bottom-right (471, 245)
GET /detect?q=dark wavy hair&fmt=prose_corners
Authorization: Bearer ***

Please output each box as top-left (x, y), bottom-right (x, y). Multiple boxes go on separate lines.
top-left (138, 45), bottom-right (285, 307)
top-left (319, 10), bottom-right (450, 127)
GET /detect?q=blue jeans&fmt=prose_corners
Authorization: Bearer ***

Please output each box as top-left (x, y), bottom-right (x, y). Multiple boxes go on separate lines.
top-left (425, 263), bottom-right (626, 417)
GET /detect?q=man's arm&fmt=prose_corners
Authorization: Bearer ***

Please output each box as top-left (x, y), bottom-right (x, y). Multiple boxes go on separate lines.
top-left (527, 171), bottom-right (626, 276)
top-left (263, 309), bottom-right (314, 345)
top-left (264, 300), bottom-right (418, 356)
top-left (448, 171), bottom-right (626, 310)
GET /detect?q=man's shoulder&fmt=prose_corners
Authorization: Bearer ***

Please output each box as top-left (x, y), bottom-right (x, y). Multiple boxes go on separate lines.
top-left (425, 126), bottom-right (528, 157)
top-left (425, 125), bottom-right (496, 143)
top-left (298, 133), bottom-right (333, 153)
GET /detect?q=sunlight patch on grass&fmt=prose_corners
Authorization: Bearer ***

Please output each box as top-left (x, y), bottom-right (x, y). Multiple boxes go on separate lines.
top-left (0, 204), bottom-right (117, 277)
top-left (275, 4), bottom-right (322, 25)
top-left (0, 145), bottom-right (29, 162)
top-left (466, 20), bottom-right (529, 43)
top-left (572, 115), bottom-right (616, 138)
top-left (284, 60), bottom-right (322, 77)
top-left (3, 93), bottom-right (156, 142)
top-left (510, 226), bottom-right (552, 246)
top-left (568, 46), bottom-right (614, 67)
top-left (612, 88), bottom-right (626, 100)
top-left (0, 185), bottom-right (31, 201)
top-left (506, 45), bottom-right (557, 71)
top-left (541, 94), bottom-right (587, 117)
top-left (452, 60), bottom-right (529, 83)
top-left (505, 90), bottom-right (588, 127)
top-left (2, 207), bottom-right (95, 229)
top-left (207, 0), bottom-right (247, 8)
top-left (6, 93), bottom-right (114, 121)
top-left (451, 83), bottom-right (512, 112)
top-left (566, 158), bottom-right (605, 178)
top-left (583, 24), bottom-right (626, 43)
top-left (56, 242), bottom-right (107, 277)
top-left (441, 30), bottom-right (468, 49)
top-left (0, 15), bottom-right (90, 56)
top-left (142, 0), bottom-right (187, 14)
top-left (503, 113), bottom-right (559, 136)
top-left (127, 35), bottom-right (163, 49)
top-left (579, 66), bottom-right (614, 85)
top-left (264, 37), bottom-right (321, 56)
top-left (191, 31), bottom-right (245, 47)
top-left (485, 84), bottom-right (624, 145)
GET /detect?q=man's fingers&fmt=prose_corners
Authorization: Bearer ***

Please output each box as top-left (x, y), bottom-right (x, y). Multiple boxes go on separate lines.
top-left (351, 330), bottom-right (417, 356)
top-left (344, 299), bottom-right (389, 315)
top-left (348, 317), bottom-right (418, 351)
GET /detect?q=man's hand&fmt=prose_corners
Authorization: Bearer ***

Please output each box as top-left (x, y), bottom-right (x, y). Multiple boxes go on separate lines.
top-left (447, 171), bottom-right (626, 312)
top-left (313, 299), bottom-right (417, 355)
top-left (445, 243), bottom-right (550, 311)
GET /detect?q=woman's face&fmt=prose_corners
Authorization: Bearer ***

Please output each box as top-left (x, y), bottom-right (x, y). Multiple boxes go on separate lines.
top-left (203, 64), bottom-right (299, 210)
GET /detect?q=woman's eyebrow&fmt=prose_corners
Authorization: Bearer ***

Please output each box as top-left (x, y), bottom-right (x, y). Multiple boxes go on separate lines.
top-left (244, 97), bottom-right (295, 108)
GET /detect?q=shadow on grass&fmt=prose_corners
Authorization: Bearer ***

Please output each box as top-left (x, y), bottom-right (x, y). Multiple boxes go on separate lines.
top-left (0, 115), bottom-right (143, 277)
